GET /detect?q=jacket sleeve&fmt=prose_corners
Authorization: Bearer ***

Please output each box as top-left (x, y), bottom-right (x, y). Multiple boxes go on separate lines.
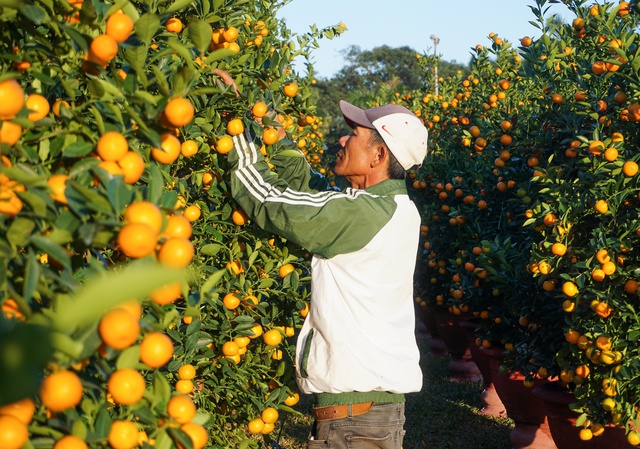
top-left (228, 131), bottom-right (396, 259)
top-left (269, 146), bottom-right (333, 193)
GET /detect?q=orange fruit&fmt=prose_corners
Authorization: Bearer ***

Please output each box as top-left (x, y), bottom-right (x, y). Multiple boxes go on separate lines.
top-left (0, 79), bottom-right (25, 120)
top-left (624, 279), bottom-right (639, 294)
top-left (108, 420), bottom-right (138, 449)
top-left (596, 249), bottom-right (611, 264)
top-left (628, 431), bottom-right (640, 446)
top-left (26, 93), bottom-right (50, 121)
top-left (40, 370), bottom-right (83, 412)
top-left (117, 222), bottom-right (157, 258)
top-left (167, 394), bottom-right (196, 424)
top-left (0, 398), bottom-right (35, 425)
top-left (592, 268), bottom-right (605, 282)
top-left (149, 281), bottom-right (182, 305)
top-left (261, 406), bottom-right (278, 424)
top-left (161, 214), bottom-right (192, 239)
top-left (551, 242), bottom-right (566, 256)
top-left (97, 131), bottom-right (128, 162)
top-left (108, 368), bottom-right (146, 405)
top-left (123, 201), bottom-right (163, 234)
top-left (140, 332), bottom-right (174, 368)
top-left (183, 205), bottom-right (201, 222)
top-left (223, 293), bottom-right (240, 310)
top-left (284, 392), bottom-right (300, 406)
top-left (562, 281), bottom-right (578, 297)
top-left (180, 422), bottom-right (208, 449)
top-left (0, 121), bottom-right (22, 146)
top-left (249, 323), bottom-right (263, 339)
top-left (0, 187), bottom-right (22, 217)
top-left (283, 83), bottom-right (298, 98)
top-left (176, 379), bottom-right (194, 394)
top-left (53, 435), bottom-right (88, 449)
top-left (181, 140), bottom-right (198, 157)
top-left (216, 135), bottom-right (234, 154)
top-left (223, 26), bottom-right (239, 42)
top-left (114, 299), bottom-right (142, 320)
top-left (227, 118), bottom-right (244, 136)
top-left (234, 336), bottom-right (250, 348)
top-left (595, 199), bottom-right (608, 214)
top-left (178, 364), bottom-right (196, 380)
top-left (97, 160), bottom-right (125, 177)
top-left (263, 329), bottom-right (282, 346)
top-left (231, 209), bottom-right (249, 225)
top-left (157, 237), bottom-right (194, 268)
top-left (520, 36), bottom-right (532, 47)
top-left (222, 341), bottom-right (239, 356)
top-left (0, 414), bottom-right (28, 449)
top-left (252, 101), bottom-right (268, 118)
top-left (579, 428), bottom-right (593, 441)
top-left (99, 308), bottom-right (140, 349)
top-left (117, 151), bottom-right (145, 184)
top-left (165, 17), bottom-right (183, 33)
top-left (262, 127), bottom-right (280, 145)
top-left (247, 418), bottom-right (265, 434)
top-left (623, 160), bottom-right (638, 177)
top-left (90, 34), bottom-right (118, 63)
top-left (52, 99), bottom-right (70, 116)
top-left (151, 133), bottom-right (181, 164)
top-left (279, 263), bottom-right (295, 278)
top-left (164, 97), bottom-right (194, 128)
top-left (604, 147), bottom-right (618, 162)
top-left (602, 261), bottom-right (616, 275)
top-left (106, 11), bottom-right (134, 43)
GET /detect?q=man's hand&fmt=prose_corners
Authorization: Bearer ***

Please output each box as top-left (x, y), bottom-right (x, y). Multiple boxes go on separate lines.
top-left (212, 68), bottom-right (239, 96)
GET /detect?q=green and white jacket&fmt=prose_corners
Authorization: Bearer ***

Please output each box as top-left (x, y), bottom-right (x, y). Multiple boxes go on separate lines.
top-left (230, 132), bottom-right (422, 396)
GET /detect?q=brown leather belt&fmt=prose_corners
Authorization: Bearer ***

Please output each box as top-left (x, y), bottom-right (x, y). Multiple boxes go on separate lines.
top-left (313, 402), bottom-right (374, 421)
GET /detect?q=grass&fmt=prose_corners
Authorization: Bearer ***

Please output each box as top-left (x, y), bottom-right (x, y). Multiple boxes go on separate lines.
top-left (270, 325), bottom-right (514, 449)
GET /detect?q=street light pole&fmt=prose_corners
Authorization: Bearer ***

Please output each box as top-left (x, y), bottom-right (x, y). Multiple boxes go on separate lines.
top-left (430, 34), bottom-right (439, 97)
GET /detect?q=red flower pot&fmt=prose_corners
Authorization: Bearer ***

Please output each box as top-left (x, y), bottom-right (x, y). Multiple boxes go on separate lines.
top-left (433, 307), bottom-right (481, 382)
top-left (533, 382), bottom-right (633, 449)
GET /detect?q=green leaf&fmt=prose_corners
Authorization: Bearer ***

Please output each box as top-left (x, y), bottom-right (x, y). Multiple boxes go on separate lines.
top-left (107, 178), bottom-right (134, 213)
top-left (151, 370), bottom-right (171, 405)
top-left (30, 235), bottom-right (71, 270)
top-left (135, 13), bottom-right (161, 46)
top-left (59, 24), bottom-right (89, 52)
top-left (201, 268), bottom-right (227, 293)
top-left (147, 163), bottom-right (165, 204)
top-left (187, 20), bottom-right (213, 54)
top-left (124, 46), bottom-right (149, 73)
top-left (62, 141), bottom-right (94, 158)
top-left (22, 250), bottom-right (40, 304)
top-left (7, 217), bottom-right (35, 247)
top-left (116, 345), bottom-right (141, 370)
top-left (199, 243), bottom-right (221, 256)
top-left (165, 0), bottom-right (195, 13)
top-left (66, 180), bottom-right (114, 215)
top-left (20, 3), bottom-right (48, 24)
top-left (51, 263), bottom-right (185, 331)
top-left (94, 404), bottom-right (112, 437)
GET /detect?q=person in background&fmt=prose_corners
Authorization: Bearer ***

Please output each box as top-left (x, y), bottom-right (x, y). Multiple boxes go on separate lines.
top-left (229, 99), bottom-right (428, 449)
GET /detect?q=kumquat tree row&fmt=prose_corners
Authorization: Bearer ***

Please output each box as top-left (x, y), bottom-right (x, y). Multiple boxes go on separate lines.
top-left (0, 0), bottom-right (345, 448)
top-left (377, 0), bottom-right (640, 445)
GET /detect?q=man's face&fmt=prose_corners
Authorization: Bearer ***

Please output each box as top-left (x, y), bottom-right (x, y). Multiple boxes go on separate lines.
top-left (334, 126), bottom-right (376, 178)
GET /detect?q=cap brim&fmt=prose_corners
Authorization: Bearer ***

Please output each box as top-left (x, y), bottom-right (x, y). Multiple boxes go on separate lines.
top-left (339, 100), bottom-right (374, 129)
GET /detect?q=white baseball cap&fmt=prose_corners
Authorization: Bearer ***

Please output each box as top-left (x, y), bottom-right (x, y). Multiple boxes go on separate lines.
top-left (339, 100), bottom-right (428, 170)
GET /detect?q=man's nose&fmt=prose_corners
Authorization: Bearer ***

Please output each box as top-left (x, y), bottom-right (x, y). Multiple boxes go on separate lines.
top-left (338, 135), bottom-right (348, 147)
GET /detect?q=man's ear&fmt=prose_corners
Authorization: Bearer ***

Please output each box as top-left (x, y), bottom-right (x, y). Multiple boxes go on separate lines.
top-left (371, 145), bottom-right (388, 168)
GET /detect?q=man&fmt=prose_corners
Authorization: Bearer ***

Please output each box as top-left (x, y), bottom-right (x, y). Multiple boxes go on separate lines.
top-left (229, 100), bottom-right (427, 449)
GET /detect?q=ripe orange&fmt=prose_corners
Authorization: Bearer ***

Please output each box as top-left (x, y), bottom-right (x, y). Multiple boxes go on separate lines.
top-left (279, 263), bottom-right (295, 278)
top-left (551, 242), bottom-right (566, 256)
top-left (624, 279), bottom-right (639, 294)
top-left (232, 209), bottom-right (249, 225)
top-left (117, 222), bottom-right (157, 258)
top-left (579, 428), bottom-right (593, 441)
top-left (223, 26), bottom-right (239, 42)
top-left (40, 370), bottom-right (83, 412)
top-left (180, 422), bottom-right (208, 449)
top-left (157, 237), bottom-right (194, 268)
top-left (247, 417), bottom-right (265, 434)
top-left (117, 151), bottom-right (145, 184)
top-left (284, 392), bottom-right (300, 406)
top-left (52, 99), bottom-right (70, 116)
top-left (123, 201), bottom-right (163, 234)
top-left (562, 281), bottom-right (578, 297)
top-left (0, 120), bottom-right (22, 146)
top-left (252, 101), bottom-right (268, 118)
top-left (108, 420), bottom-right (138, 449)
top-left (0, 414), bottom-right (28, 449)
top-left (108, 368), bottom-right (146, 405)
top-left (595, 199), bottom-right (608, 214)
top-left (106, 11), bottom-right (134, 43)
top-left (0, 79), bottom-right (25, 120)
top-left (183, 205), bottom-right (201, 222)
top-left (596, 249), bottom-right (611, 264)
top-left (223, 293), bottom-right (240, 310)
top-left (0, 398), bottom-right (35, 425)
top-left (222, 341), bottom-right (239, 356)
top-left (151, 133), bottom-right (182, 164)
top-left (283, 83), bottom-right (298, 98)
top-left (262, 127), bottom-right (280, 145)
top-left (628, 431), bottom-right (640, 446)
top-left (165, 17), bottom-right (183, 33)
top-left (99, 308), bottom-right (140, 349)
top-left (167, 394), bottom-right (196, 424)
top-left (97, 131), bottom-right (129, 162)
top-left (249, 323), bottom-right (263, 339)
top-left (216, 135), bottom-right (234, 154)
top-left (114, 299), bottom-right (142, 320)
top-left (602, 261), bottom-right (616, 275)
top-left (227, 118), bottom-right (244, 136)
top-left (150, 281), bottom-right (182, 305)
top-left (164, 97), bottom-right (194, 128)
top-left (140, 332), bottom-right (174, 368)
top-left (178, 364), bottom-right (196, 380)
top-left (26, 93), bottom-right (50, 121)
top-left (592, 268), bottom-right (605, 282)
top-left (90, 34), bottom-right (118, 63)
top-left (180, 140), bottom-right (198, 157)
top-left (263, 329), bottom-right (282, 346)
top-left (261, 406), bottom-right (279, 424)
top-left (623, 160), bottom-right (638, 177)
top-left (520, 36), bottom-right (532, 47)
top-left (162, 214), bottom-right (192, 239)
top-left (176, 379), bottom-right (194, 394)
top-left (53, 435), bottom-right (88, 449)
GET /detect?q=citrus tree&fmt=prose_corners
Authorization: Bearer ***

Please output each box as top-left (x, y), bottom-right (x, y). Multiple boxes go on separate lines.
top-left (0, 0), bottom-right (344, 448)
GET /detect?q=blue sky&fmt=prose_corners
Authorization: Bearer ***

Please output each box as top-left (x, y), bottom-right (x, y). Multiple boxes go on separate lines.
top-left (277, 0), bottom-right (572, 79)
